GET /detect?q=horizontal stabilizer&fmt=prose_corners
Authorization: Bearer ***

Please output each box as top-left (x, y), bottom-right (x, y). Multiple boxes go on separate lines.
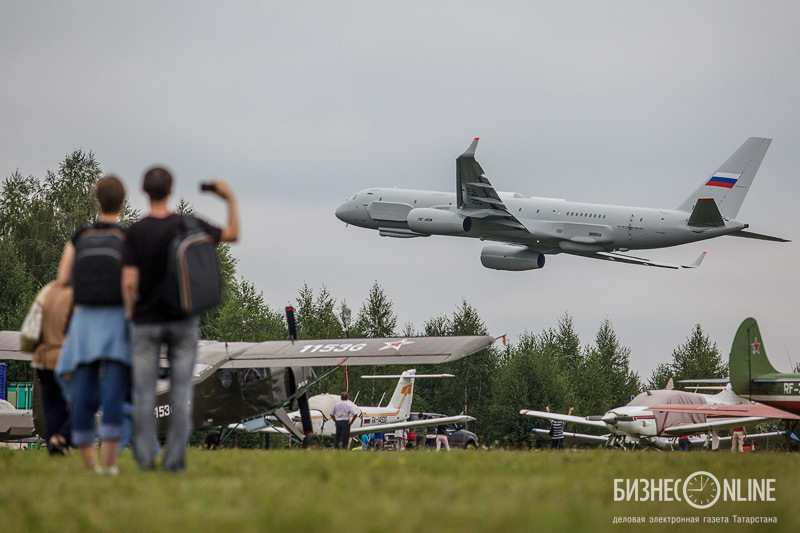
top-left (728, 230), bottom-right (790, 242)
top-left (687, 198), bottom-right (724, 228)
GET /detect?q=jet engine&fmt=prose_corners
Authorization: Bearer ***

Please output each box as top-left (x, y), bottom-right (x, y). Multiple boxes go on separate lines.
top-left (480, 244), bottom-right (545, 271)
top-left (406, 208), bottom-right (472, 235)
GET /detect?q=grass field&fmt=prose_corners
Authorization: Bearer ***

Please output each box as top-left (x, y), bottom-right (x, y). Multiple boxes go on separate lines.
top-left (0, 446), bottom-right (796, 532)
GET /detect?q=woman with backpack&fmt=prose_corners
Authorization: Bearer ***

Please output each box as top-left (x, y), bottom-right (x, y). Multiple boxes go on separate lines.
top-left (55, 175), bottom-right (131, 475)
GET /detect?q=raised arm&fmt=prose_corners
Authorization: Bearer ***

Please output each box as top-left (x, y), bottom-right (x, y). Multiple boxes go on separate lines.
top-left (211, 180), bottom-right (239, 243)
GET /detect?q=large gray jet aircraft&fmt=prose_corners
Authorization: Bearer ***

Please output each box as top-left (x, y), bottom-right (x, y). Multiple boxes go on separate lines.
top-left (336, 138), bottom-right (787, 269)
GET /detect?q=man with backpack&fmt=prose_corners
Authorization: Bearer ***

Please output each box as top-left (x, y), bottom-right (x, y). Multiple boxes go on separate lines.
top-left (122, 167), bottom-right (238, 472)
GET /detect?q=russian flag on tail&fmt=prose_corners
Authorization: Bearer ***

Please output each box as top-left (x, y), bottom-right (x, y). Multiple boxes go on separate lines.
top-left (706, 172), bottom-right (740, 189)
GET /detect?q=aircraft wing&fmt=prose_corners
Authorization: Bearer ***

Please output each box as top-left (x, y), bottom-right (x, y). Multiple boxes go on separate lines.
top-left (455, 138), bottom-right (528, 231)
top-left (650, 403), bottom-right (800, 421)
top-left (519, 409), bottom-right (608, 429)
top-left (660, 417), bottom-right (769, 437)
top-left (584, 251), bottom-right (706, 270)
top-left (350, 415), bottom-right (475, 436)
top-left (0, 331), bottom-right (29, 361)
top-left (717, 431), bottom-right (787, 445)
top-left (206, 336), bottom-right (495, 369)
top-left (531, 428), bottom-right (609, 445)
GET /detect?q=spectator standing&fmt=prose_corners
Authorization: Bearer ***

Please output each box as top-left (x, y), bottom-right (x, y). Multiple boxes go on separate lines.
top-left (545, 406), bottom-right (574, 449)
top-left (329, 392), bottom-right (358, 449)
top-left (731, 426), bottom-right (746, 452)
top-left (55, 176), bottom-right (131, 474)
top-left (32, 281), bottom-right (74, 456)
top-left (435, 423), bottom-right (450, 451)
top-left (122, 168), bottom-right (238, 472)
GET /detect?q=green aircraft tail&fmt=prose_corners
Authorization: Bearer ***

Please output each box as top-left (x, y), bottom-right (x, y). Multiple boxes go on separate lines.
top-left (730, 317), bottom-right (779, 396)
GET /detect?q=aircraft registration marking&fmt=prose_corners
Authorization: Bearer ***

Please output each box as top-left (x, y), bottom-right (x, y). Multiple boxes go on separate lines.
top-left (299, 343), bottom-right (367, 353)
top-left (783, 383), bottom-right (800, 395)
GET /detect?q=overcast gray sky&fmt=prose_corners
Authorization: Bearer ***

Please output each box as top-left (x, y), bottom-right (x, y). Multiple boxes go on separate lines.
top-left (3, 1), bottom-right (799, 379)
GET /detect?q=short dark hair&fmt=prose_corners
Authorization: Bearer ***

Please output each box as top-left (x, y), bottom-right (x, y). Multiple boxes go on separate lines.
top-left (142, 166), bottom-right (173, 201)
top-left (94, 175), bottom-right (125, 214)
top-left (340, 392), bottom-right (349, 401)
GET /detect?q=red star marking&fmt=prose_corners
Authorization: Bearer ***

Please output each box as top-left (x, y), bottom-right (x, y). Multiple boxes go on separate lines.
top-left (752, 339), bottom-right (760, 354)
top-left (380, 339), bottom-right (415, 351)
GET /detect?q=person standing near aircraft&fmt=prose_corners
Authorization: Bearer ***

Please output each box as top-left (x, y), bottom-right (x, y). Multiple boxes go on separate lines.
top-left (329, 392), bottom-right (357, 449)
top-left (55, 176), bottom-right (131, 474)
top-left (373, 431), bottom-right (384, 451)
top-left (122, 168), bottom-right (238, 472)
top-left (435, 423), bottom-right (450, 451)
top-left (545, 406), bottom-right (574, 449)
top-left (731, 426), bottom-right (746, 452)
top-left (31, 280), bottom-right (73, 456)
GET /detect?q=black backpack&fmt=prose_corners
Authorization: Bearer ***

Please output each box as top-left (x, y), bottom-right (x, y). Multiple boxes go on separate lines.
top-left (72, 224), bottom-right (125, 305)
top-left (163, 216), bottom-right (222, 315)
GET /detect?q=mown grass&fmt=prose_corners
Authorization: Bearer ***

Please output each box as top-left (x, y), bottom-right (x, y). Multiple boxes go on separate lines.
top-left (0, 446), bottom-right (796, 532)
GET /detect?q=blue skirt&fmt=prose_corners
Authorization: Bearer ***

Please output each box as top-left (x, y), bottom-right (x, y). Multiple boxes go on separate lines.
top-left (56, 305), bottom-right (131, 381)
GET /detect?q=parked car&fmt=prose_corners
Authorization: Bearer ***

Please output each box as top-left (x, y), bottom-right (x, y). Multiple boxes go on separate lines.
top-left (406, 412), bottom-right (478, 449)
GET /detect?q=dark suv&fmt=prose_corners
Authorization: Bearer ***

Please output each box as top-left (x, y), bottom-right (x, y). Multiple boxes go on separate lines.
top-left (407, 412), bottom-right (479, 449)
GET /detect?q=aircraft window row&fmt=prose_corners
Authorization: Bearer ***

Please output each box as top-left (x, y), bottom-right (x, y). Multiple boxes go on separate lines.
top-left (566, 212), bottom-right (606, 219)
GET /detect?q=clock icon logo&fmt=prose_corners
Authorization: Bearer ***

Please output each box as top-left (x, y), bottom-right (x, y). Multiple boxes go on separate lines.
top-left (683, 471), bottom-right (721, 509)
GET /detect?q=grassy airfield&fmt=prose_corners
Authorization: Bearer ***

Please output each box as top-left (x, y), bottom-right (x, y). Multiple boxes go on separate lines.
top-left (0, 446), bottom-right (796, 532)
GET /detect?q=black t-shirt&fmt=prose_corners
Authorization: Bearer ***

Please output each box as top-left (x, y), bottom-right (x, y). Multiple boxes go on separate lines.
top-left (123, 214), bottom-right (222, 324)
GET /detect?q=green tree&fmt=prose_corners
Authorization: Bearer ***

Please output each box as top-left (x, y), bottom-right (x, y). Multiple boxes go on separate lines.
top-left (485, 329), bottom-right (577, 448)
top-left (350, 281), bottom-right (397, 338)
top-left (647, 324), bottom-right (727, 388)
top-left (576, 320), bottom-right (641, 415)
top-left (0, 151), bottom-right (109, 382)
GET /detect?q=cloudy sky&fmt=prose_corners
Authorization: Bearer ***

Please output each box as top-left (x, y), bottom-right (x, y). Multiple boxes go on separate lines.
top-left (3, 1), bottom-right (799, 379)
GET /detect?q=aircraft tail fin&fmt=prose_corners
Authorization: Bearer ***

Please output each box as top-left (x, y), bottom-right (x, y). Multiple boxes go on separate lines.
top-left (729, 317), bottom-right (778, 397)
top-left (386, 370), bottom-right (416, 418)
top-left (362, 369), bottom-right (455, 418)
top-left (677, 137), bottom-right (772, 219)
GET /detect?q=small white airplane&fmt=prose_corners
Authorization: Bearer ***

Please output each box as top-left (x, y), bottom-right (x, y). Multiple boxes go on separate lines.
top-left (520, 380), bottom-right (780, 450)
top-left (244, 369), bottom-right (473, 440)
top-left (336, 137), bottom-right (787, 270)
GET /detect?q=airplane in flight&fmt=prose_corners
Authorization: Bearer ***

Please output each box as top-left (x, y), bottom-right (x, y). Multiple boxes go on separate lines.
top-left (0, 312), bottom-right (496, 446)
top-left (649, 318), bottom-right (800, 441)
top-left (520, 379), bottom-right (784, 450)
top-left (244, 369), bottom-right (473, 443)
top-left (336, 137), bottom-right (787, 270)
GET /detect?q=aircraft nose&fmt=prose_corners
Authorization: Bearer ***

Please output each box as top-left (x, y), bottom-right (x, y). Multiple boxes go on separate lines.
top-left (602, 413), bottom-right (618, 426)
top-left (335, 202), bottom-right (351, 223)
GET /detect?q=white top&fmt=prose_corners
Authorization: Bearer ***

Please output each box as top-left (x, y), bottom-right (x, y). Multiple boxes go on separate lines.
top-left (330, 400), bottom-right (357, 422)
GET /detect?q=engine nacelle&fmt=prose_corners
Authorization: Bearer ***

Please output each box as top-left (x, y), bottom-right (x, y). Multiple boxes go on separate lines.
top-left (480, 244), bottom-right (545, 271)
top-left (406, 208), bottom-right (472, 235)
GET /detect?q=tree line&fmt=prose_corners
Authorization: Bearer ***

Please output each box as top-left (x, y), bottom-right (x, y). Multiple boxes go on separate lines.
top-left (1, 151), bottom-right (729, 448)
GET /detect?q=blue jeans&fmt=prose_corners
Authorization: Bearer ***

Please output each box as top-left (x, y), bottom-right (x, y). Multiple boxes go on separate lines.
top-left (131, 317), bottom-right (198, 472)
top-left (70, 360), bottom-right (130, 446)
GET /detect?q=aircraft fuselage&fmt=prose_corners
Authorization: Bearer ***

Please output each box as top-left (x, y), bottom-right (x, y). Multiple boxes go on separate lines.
top-left (336, 188), bottom-right (745, 254)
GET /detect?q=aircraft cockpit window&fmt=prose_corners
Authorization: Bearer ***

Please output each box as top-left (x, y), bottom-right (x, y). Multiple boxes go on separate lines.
top-left (240, 368), bottom-right (269, 386)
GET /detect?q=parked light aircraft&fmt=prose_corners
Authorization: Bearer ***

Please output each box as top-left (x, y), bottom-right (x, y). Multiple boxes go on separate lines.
top-left (248, 369), bottom-right (473, 441)
top-left (0, 327), bottom-right (495, 446)
top-left (520, 380), bottom-right (778, 450)
top-left (336, 137), bottom-right (787, 270)
top-left (649, 318), bottom-right (800, 441)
